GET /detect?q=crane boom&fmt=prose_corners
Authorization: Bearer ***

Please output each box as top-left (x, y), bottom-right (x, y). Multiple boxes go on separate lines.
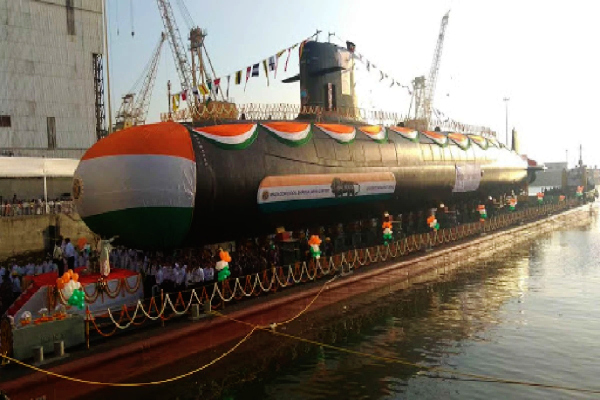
top-left (133, 32), bottom-right (166, 124)
top-left (419, 11), bottom-right (450, 126)
top-left (114, 33), bottom-right (166, 130)
top-left (156, 0), bottom-right (195, 113)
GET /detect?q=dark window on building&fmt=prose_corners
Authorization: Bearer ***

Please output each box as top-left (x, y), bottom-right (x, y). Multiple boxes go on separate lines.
top-left (66, 0), bottom-right (75, 36)
top-left (47, 117), bottom-right (56, 149)
top-left (0, 115), bottom-right (11, 127)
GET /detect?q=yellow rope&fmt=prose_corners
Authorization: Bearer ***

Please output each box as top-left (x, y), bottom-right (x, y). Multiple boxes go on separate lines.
top-left (0, 276), bottom-right (336, 387)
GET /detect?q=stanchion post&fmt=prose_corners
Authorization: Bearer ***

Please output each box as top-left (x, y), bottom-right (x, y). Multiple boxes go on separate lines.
top-left (85, 306), bottom-right (90, 350)
top-left (160, 289), bottom-right (165, 327)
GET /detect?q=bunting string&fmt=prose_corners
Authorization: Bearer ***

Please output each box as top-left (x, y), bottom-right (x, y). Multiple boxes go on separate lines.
top-left (170, 32), bottom-right (319, 107)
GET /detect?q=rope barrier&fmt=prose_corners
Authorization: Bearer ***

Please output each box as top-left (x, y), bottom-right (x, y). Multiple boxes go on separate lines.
top-left (0, 275), bottom-right (337, 387)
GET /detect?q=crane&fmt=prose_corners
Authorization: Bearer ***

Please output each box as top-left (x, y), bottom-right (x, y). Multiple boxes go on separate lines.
top-left (115, 33), bottom-right (166, 130)
top-left (157, 0), bottom-right (230, 121)
top-left (410, 11), bottom-right (450, 130)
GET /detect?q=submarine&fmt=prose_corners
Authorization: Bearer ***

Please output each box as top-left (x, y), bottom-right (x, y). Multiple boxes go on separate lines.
top-left (73, 41), bottom-right (533, 249)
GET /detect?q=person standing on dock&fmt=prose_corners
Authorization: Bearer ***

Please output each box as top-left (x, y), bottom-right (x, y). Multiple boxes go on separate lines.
top-left (64, 238), bottom-right (76, 272)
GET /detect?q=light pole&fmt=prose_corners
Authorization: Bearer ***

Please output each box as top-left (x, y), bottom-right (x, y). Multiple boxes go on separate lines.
top-left (503, 97), bottom-right (510, 148)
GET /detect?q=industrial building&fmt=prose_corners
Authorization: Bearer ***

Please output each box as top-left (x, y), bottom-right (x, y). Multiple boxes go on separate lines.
top-left (0, 0), bottom-right (105, 159)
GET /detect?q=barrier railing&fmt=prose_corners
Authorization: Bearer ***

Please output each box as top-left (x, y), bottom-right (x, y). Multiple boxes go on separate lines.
top-left (0, 201), bottom-right (74, 218)
top-left (84, 201), bottom-right (579, 342)
top-left (160, 103), bottom-right (496, 136)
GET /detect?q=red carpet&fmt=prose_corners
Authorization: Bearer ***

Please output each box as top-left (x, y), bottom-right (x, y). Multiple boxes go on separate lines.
top-left (7, 268), bottom-right (137, 316)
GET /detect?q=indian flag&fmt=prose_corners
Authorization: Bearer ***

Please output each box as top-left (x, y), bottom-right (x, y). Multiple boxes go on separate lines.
top-left (73, 122), bottom-right (196, 249)
top-left (422, 131), bottom-right (449, 147)
top-left (192, 124), bottom-right (258, 150)
top-left (469, 134), bottom-right (489, 150)
top-left (388, 126), bottom-right (419, 141)
top-left (315, 123), bottom-right (355, 143)
top-left (358, 125), bottom-right (387, 143)
top-left (448, 132), bottom-right (470, 150)
top-left (261, 122), bottom-right (312, 146)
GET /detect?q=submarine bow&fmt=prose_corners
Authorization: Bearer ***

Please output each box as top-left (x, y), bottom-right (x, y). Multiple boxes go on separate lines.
top-left (73, 122), bottom-right (197, 248)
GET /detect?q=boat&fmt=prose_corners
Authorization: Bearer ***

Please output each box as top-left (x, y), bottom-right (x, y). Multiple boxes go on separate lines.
top-left (72, 40), bottom-right (537, 249)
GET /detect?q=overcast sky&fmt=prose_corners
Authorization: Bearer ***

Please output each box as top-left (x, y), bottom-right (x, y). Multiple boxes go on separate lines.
top-left (106, 0), bottom-right (600, 168)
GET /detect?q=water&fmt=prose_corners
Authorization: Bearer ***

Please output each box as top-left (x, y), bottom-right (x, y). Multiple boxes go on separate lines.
top-left (216, 214), bottom-right (600, 399)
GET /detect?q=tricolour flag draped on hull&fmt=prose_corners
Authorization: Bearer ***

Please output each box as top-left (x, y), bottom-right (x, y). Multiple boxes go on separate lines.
top-left (261, 122), bottom-right (312, 146)
top-left (73, 122), bottom-right (197, 249)
top-left (315, 123), bottom-right (356, 143)
top-left (192, 124), bottom-right (258, 150)
top-left (388, 126), bottom-right (419, 142)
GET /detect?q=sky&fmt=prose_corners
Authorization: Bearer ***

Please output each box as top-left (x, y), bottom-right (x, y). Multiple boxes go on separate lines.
top-left (105, 0), bottom-right (600, 168)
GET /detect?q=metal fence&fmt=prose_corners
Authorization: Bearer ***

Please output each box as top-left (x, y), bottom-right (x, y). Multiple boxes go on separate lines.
top-left (160, 103), bottom-right (497, 137)
top-left (0, 201), bottom-right (74, 217)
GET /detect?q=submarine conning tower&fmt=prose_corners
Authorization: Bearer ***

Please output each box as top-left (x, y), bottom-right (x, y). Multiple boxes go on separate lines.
top-left (284, 41), bottom-right (359, 123)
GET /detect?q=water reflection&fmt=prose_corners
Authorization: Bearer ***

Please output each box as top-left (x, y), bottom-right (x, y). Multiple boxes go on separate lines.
top-left (222, 217), bottom-right (600, 400)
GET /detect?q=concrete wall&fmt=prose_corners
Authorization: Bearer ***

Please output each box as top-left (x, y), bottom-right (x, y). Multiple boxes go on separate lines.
top-left (0, 0), bottom-right (103, 154)
top-left (0, 213), bottom-right (94, 261)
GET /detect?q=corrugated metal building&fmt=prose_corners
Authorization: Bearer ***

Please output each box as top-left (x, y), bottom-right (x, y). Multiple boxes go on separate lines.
top-left (0, 0), bottom-right (104, 159)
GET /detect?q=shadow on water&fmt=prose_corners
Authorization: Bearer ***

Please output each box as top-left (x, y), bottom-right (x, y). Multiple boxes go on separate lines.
top-left (87, 216), bottom-right (599, 400)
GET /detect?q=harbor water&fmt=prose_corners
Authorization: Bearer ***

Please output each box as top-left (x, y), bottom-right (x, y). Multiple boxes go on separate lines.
top-left (211, 210), bottom-right (600, 400)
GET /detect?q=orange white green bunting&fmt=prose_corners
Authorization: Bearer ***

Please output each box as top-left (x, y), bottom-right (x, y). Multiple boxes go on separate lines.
top-left (388, 126), bottom-right (419, 141)
top-left (422, 131), bottom-right (449, 147)
top-left (315, 123), bottom-right (355, 143)
top-left (192, 124), bottom-right (258, 149)
top-left (469, 135), bottom-right (489, 150)
top-left (358, 125), bottom-right (387, 143)
top-left (261, 122), bottom-right (312, 146)
top-left (448, 133), bottom-right (470, 150)
top-left (487, 137), bottom-right (500, 148)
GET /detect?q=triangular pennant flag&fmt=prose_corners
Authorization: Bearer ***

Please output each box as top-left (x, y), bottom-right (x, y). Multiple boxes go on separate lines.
top-left (262, 59), bottom-right (270, 86)
top-left (251, 63), bottom-right (259, 77)
top-left (268, 55), bottom-right (276, 71)
top-left (274, 50), bottom-right (284, 78)
top-left (366, 61), bottom-right (370, 71)
top-left (226, 75), bottom-right (230, 98)
top-left (198, 84), bottom-right (209, 96)
top-left (379, 71), bottom-right (384, 81)
top-left (390, 79), bottom-right (395, 87)
top-left (245, 66), bottom-right (251, 91)
top-left (214, 78), bottom-right (221, 95)
top-left (299, 40), bottom-right (307, 59)
top-left (284, 48), bottom-right (292, 71)
top-left (235, 70), bottom-right (242, 85)
top-left (172, 94), bottom-right (179, 112)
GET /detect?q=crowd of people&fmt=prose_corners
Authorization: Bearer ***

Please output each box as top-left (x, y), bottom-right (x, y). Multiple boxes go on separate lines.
top-left (0, 195), bottom-right (549, 316)
top-left (0, 194), bottom-right (73, 217)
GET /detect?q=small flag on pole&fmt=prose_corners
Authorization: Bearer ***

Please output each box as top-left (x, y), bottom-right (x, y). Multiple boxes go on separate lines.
top-left (235, 70), bottom-right (242, 85)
